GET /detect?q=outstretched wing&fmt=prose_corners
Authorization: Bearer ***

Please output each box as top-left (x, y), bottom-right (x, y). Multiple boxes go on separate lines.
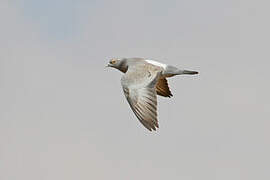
top-left (121, 64), bottom-right (161, 131)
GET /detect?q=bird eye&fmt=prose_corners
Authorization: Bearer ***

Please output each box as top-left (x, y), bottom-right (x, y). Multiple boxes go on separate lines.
top-left (110, 59), bottom-right (116, 64)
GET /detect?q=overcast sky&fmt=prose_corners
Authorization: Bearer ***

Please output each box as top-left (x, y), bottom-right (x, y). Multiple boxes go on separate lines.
top-left (1, 0), bottom-right (269, 179)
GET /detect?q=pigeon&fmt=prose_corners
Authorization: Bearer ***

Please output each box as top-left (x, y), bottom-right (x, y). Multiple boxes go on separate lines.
top-left (107, 57), bottom-right (198, 131)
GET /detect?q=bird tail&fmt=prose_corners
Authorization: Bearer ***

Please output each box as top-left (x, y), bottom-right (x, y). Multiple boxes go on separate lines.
top-left (182, 70), bottom-right (199, 75)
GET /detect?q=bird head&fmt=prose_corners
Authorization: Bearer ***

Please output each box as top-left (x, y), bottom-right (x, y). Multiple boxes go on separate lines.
top-left (107, 58), bottom-right (121, 68)
top-left (107, 58), bottom-right (128, 73)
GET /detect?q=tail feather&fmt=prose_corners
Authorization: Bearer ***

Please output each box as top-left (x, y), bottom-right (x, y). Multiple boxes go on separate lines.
top-left (163, 65), bottom-right (199, 76)
top-left (182, 70), bottom-right (199, 75)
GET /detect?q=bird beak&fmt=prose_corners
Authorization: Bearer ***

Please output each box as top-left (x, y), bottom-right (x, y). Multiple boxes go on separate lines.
top-left (105, 64), bottom-right (111, 68)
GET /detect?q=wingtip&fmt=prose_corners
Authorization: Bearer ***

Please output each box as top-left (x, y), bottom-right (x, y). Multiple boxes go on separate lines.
top-left (145, 124), bottom-right (159, 131)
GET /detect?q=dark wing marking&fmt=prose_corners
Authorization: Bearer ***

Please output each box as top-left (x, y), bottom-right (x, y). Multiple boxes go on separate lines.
top-left (156, 78), bottom-right (173, 98)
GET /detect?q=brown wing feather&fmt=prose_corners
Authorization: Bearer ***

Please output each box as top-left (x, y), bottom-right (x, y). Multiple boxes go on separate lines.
top-left (156, 78), bottom-right (173, 97)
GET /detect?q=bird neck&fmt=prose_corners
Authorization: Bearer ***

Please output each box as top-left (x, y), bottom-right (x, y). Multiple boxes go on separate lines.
top-left (118, 60), bottom-right (128, 73)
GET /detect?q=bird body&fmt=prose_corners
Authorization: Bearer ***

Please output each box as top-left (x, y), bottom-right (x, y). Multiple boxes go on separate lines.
top-left (107, 57), bottom-right (198, 131)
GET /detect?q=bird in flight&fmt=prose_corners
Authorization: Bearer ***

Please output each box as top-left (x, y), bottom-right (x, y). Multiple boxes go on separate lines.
top-left (107, 57), bottom-right (198, 131)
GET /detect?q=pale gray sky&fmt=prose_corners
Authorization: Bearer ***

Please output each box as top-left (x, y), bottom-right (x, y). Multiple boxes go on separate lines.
top-left (1, 0), bottom-right (270, 179)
